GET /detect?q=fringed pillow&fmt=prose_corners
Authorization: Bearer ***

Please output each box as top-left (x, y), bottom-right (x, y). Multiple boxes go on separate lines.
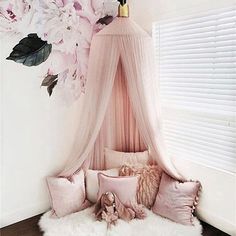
top-left (119, 164), bottom-right (162, 209)
top-left (152, 173), bottom-right (201, 225)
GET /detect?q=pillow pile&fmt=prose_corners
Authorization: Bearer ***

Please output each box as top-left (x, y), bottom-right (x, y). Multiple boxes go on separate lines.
top-left (46, 148), bottom-right (201, 226)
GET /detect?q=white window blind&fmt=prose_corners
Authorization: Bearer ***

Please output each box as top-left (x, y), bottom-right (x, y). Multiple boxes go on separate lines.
top-left (153, 6), bottom-right (236, 173)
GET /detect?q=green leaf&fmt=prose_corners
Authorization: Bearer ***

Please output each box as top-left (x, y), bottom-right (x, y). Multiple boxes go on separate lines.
top-left (97, 15), bottom-right (113, 25)
top-left (47, 80), bottom-right (58, 97)
top-left (6, 33), bottom-right (52, 67)
top-left (41, 74), bottom-right (58, 87)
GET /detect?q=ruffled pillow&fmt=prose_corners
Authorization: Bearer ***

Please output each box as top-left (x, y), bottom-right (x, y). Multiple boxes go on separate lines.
top-left (152, 173), bottom-right (201, 225)
top-left (47, 170), bottom-right (85, 217)
top-left (119, 164), bottom-right (162, 209)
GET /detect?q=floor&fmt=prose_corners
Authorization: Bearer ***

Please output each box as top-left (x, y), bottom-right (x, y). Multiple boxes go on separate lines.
top-left (0, 215), bottom-right (42, 236)
top-left (0, 215), bottom-right (230, 236)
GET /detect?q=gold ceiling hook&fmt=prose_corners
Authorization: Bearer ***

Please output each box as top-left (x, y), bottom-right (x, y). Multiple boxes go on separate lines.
top-left (118, 3), bottom-right (129, 17)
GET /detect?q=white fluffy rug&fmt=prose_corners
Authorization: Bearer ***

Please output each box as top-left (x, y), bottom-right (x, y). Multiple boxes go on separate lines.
top-left (39, 207), bottom-right (202, 236)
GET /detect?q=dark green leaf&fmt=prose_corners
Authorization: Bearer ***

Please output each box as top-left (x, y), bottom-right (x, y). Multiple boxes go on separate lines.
top-left (6, 33), bottom-right (52, 67)
top-left (47, 80), bottom-right (58, 97)
top-left (97, 15), bottom-right (113, 25)
top-left (41, 74), bottom-right (58, 87)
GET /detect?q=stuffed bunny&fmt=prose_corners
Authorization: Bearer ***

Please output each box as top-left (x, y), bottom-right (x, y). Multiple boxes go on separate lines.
top-left (94, 192), bottom-right (137, 227)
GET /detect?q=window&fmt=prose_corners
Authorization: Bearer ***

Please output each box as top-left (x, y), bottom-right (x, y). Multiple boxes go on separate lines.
top-left (153, 6), bottom-right (236, 173)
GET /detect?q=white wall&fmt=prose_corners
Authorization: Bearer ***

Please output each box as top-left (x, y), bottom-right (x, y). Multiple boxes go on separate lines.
top-left (129, 0), bottom-right (236, 235)
top-left (0, 39), bottom-right (83, 227)
top-left (1, 0), bottom-right (236, 234)
top-left (129, 0), bottom-right (236, 33)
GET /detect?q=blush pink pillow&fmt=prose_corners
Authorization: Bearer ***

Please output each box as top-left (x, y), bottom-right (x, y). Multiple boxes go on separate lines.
top-left (47, 170), bottom-right (86, 217)
top-left (104, 148), bottom-right (149, 169)
top-left (152, 173), bottom-right (201, 225)
top-left (85, 168), bottom-right (119, 203)
top-left (97, 173), bottom-right (138, 207)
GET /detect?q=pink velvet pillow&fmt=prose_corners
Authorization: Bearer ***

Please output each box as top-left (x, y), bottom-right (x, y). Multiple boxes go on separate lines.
top-left (85, 168), bottom-right (119, 203)
top-left (47, 170), bottom-right (86, 217)
top-left (152, 173), bottom-right (201, 225)
top-left (97, 173), bottom-right (138, 207)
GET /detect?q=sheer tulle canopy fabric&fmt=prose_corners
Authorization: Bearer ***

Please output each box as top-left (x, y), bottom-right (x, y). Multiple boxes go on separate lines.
top-left (59, 18), bottom-right (181, 179)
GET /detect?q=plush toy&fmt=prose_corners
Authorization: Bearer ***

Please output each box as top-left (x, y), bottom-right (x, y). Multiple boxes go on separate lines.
top-left (94, 192), bottom-right (146, 228)
top-left (101, 204), bottom-right (119, 227)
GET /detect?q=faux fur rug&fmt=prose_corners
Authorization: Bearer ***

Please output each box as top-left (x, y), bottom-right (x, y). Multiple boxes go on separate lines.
top-left (39, 207), bottom-right (202, 236)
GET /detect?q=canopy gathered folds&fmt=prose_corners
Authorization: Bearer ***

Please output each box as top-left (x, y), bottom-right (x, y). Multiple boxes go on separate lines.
top-left (59, 17), bottom-right (181, 180)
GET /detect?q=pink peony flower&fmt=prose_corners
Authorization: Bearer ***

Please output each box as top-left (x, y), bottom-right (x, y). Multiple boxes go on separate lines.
top-left (35, 0), bottom-right (95, 54)
top-left (35, 0), bottom-right (118, 53)
top-left (56, 64), bottom-right (86, 102)
top-left (35, 0), bottom-right (118, 100)
top-left (1, 0), bottom-right (118, 100)
top-left (0, 0), bottom-right (33, 36)
top-left (41, 50), bottom-right (77, 76)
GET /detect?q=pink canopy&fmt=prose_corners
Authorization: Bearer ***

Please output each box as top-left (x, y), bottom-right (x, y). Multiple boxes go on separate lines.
top-left (60, 17), bottom-right (181, 179)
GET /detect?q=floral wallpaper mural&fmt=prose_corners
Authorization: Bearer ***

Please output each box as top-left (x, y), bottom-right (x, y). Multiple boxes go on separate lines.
top-left (0, 0), bottom-right (118, 98)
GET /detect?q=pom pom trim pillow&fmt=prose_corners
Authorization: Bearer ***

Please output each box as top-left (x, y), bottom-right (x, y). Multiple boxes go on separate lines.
top-left (152, 173), bottom-right (201, 225)
top-left (85, 168), bottom-right (119, 203)
top-left (119, 164), bottom-right (162, 209)
top-left (104, 148), bottom-right (149, 169)
top-left (47, 170), bottom-right (85, 217)
top-left (97, 173), bottom-right (138, 207)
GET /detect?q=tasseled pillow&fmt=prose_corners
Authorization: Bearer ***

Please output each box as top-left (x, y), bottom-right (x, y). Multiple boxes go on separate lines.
top-left (119, 165), bottom-right (162, 209)
top-left (152, 173), bottom-right (201, 225)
